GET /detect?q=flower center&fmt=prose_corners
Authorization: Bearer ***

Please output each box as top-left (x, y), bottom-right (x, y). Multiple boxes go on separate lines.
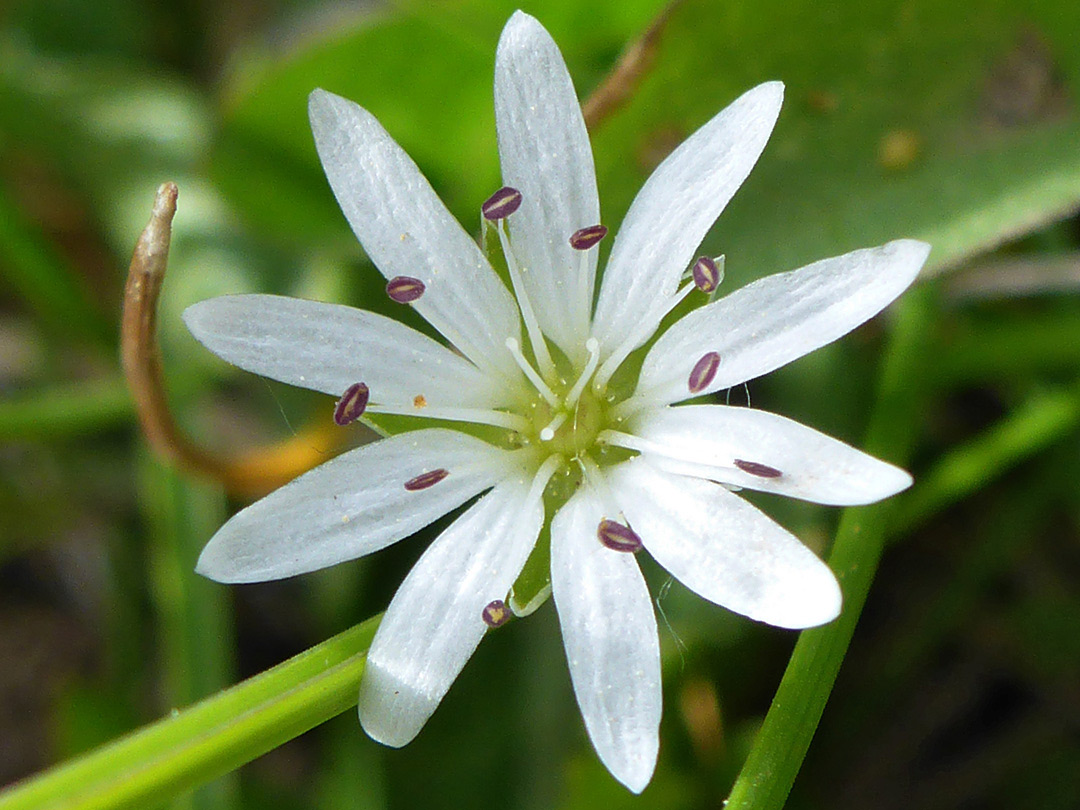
top-left (506, 334), bottom-right (608, 460)
top-left (533, 385), bottom-right (603, 457)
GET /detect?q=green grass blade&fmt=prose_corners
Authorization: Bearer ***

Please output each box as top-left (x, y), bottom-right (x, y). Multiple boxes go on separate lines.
top-left (892, 386), bottom-right (1080, 535)
top-left (725, 286), bottom-right (935, 810)
top-left (0, 616), bottom-right (381, 810)
top-left (0, 182), bottom-right (112, 347)
top-left (0, 378), bottom-right (132, 441)
top-left (139, 455), bottom-right (239, 810)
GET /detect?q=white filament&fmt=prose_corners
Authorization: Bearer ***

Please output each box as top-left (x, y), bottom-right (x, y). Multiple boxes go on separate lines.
top-left (593, 280), bottom-right (697, 392)
top-left (564, 338), bottom-right (600, 409)
top-left (497, 221), bottom-right (556, 379)
top-left (366, 403), bottom-right (530, 433)
top-left (506, 337), bottom-right (559, 406)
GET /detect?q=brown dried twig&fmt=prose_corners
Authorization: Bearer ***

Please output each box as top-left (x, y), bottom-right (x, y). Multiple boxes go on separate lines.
top-left (582, 0), bottom-right (683, 129)
top-left (121, 183), bottom-right (340, 497)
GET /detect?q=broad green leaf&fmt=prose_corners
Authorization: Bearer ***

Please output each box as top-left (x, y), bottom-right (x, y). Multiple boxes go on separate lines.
top-left (215, 0), bottom-right (1080, 287)
top-left (210, 0), bottom-right (665, 247)
top-left (592, 0), bottom-right (1080, 279)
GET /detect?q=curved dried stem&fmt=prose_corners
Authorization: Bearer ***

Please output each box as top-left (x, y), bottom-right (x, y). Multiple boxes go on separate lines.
top-left (121, 183), bottom-right (341, 497)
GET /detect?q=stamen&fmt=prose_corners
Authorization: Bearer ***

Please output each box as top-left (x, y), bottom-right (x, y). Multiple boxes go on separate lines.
top-left (597, 519), bottom-right (643, 552)
top-left (593, 280), bottom-right (698, 392)
top-left (597, 428), bottom-right (645, 452)
top-left (404, 468), bottom-right (449, 491)
top-left (603, 391), bottom-right (642, 421)
top-left (599, 431), bottom-right (722, 481)
top-left (367, 402), bottom-right (529, 432)
top-left (539, 411), bottom-right (568, 442)
top-left (482, 186), bottom-right (523, 220)
top-left (603, 429), bottom-right (786, 482)
top-left (569, 224), bottom-right (608, 251)
top-left (333, 382), bottom-right (369, 426)
top-left (386, 276), bottom-right (425, 303)
top-left (575, 455), bottom-right (620, 515)
top-left (691, 255), bottom-right (722, 294)
top-left (497, 222), bottom-right (556, 379)
top-left (688, 351), bottom-right (721, 394)
top-left (505, 337), bottom-right (558, 407)
top-left (733, 459), bottom-right (783, 479)
top-left (575, 249), bottom-right (592, 336)
top-left (564, 338), bottom-right (600, 410)
top-left (482, 599), bottom-right (512, 628)
top-left (527, 453), bottom-right (565, 504)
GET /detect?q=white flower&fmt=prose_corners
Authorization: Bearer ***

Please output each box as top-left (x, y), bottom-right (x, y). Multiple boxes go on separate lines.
top-left (185, 11), bottom-right (929, 793)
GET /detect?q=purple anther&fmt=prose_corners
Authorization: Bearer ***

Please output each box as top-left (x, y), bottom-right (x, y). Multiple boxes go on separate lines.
top-left (404, 468), bottom-right (449, 491)
top-left (692, 256), bottom-right (720, 294)
top-left (386, 276), bottom-right (425, 303)
top-left (734, 459), bottom-right (783, 479)
top-left (569, 224), bottom-right (608, 250)
top-left (597, 519), bottom-right (643, 553)
top-left (688, 351), bottom-right (721, 394)
top-left (481, 186), bottom-right (522, 221)
top-left (333, 382), bottom-right (369, 426)
top-left (482, 599), bottom-right (512, 628)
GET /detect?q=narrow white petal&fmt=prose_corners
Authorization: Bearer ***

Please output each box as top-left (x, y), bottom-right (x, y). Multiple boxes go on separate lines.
top-left (195, 430), bottom-right (518, 583)
top-left (592, 82), bottom-right (784, 356)
top-left (551, 487), bottom-right (661, 794)
top-left (359, 476), bottom-right (543, 746)
top-left (629, 404), bottom-right (912, 505)
top-left (495, 11), bottom-right (600, 357)
top-left (608, 458), bottom-right (841, 629)
top-left (184, 294), bottom-right (505, 409)
top-left (637, 239), bottom-right (931, 405)
top-left (309, 89), bottom-right (521, 381)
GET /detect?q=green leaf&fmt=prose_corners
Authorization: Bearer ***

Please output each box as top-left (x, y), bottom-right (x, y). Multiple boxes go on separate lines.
top-left (593, 0), bottom-right (1080, 281)
top-left (213, 0), bottom-right (1080, 293)
top-left (0, 617), bottom-right (380, 810)
top-left (210, 0), bottom-right (663, 249)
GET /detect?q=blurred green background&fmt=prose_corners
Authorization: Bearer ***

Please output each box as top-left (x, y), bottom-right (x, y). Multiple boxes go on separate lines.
top-left (2, 0), bottom-right (1080, 808)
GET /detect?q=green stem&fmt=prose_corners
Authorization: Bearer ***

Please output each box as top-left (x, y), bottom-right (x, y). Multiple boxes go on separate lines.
top-left (0, 616), bottom-right (381, 810)
top-left (724, 286), bottom-right (935, 810)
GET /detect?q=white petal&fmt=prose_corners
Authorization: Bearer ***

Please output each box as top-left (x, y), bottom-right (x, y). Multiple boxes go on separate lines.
top-left (629, 404), bottom-right (912, 505)
top-left (195, 430), bottom-right (518, 583)
top-left (608, 458), bottom-right (841, 629)
top-left (309, 89), bottom-right (521, 381)
top-left (637, 239), bottom-right (931, 404)
top-left (551, 487), bottom-right (661, 794)
top-left (495, 11), bottom-right (600, 357)
top-left (592, 82), bottom-right (784, 356)
top-left (359, 476), bottom-right (543, 746)
top-left (183, 294), bottom-right (505, 409)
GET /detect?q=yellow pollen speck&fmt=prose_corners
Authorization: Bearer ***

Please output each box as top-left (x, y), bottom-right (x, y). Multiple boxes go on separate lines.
top-left (413, 394), bottom-right (427, 408)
